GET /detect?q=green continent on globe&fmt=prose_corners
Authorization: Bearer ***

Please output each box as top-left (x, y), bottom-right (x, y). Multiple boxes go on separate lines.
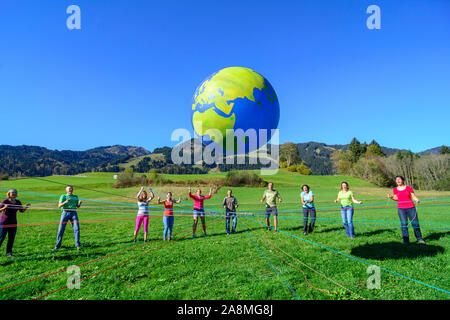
top-left (191, 66), bottom-right (278, 152)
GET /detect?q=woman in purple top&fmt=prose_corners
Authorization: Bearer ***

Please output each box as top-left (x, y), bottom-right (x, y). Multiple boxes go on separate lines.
top-left (0, 189), bottom-right (30, 257)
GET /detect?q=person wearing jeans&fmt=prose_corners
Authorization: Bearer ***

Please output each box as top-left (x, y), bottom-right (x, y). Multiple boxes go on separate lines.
top-left (157, 192), bottom-right (181, 241)
top-left (222, 189), bottom-right (239, 235)
top-left (0, 189), bottom-right (30, 257)
top-left (334, 182), bottom-right (362, 239)
top-left (300, 185), bottom-right (316, 235)
top-left (54, 185), bottom-right (82, 250)
top-left (340, 206), bottom-right (355, 238)
top-left (388, 176), bottom-right (425, 244)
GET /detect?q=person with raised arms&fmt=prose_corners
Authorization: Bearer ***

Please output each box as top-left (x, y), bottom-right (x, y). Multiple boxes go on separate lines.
top-left (300, 184), bottom-right (316, 235)
top-left (261, 182), bottom-right (282, 232)
top-left (156, 192), bottom-right (181, 241)
top-left (0, 189), bottom-right (30, 257)
top-left (188, 187), bottom-right (212, 239)
top-left (134, 186), bottom-right (154, 243)
top-left (222, 189), bottom-right (239, 235)
top-left (334, 182), bottom-right (362, 239)
top-left (54, 185), bottom-right (83, 250)
top-left (388, 176), bottom-right (425, 244)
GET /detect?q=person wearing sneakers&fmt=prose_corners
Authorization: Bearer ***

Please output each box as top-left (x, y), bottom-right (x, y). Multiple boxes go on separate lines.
top-left (54, 185), bottom-right (83, 250)
top-left (388, 176), bottom-right (425, 244)
top-left (188, 187), bottom-right (212, 238)
top-left (260, 182), bottom-right (282, 232)
top-left (0, 189), bottom-right (30, 257)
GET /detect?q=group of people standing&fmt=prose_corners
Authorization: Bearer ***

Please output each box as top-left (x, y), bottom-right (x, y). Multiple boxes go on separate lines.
top-left (0, 175), bottom-right (426, 257)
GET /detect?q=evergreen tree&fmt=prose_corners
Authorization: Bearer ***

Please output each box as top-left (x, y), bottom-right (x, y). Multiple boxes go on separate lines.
top-left (440, 146), bottom-right (450, 155)
top-left (348, 138), bottom-right (366, 163)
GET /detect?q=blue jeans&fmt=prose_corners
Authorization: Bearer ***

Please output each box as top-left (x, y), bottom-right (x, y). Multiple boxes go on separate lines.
top-left (163, 216), bottom-right (174, 239)
top-left (302, 208), bottom-right (316, 233)
top-left (0, 223), bottom-right (17, 255)
top-left (55, 211), bottom-right (80, 248)
top-left (225, 211), bottom-right (237, 234)
top-left (341, 206), bottom-right (355, 237)
top-left (398, 207), bottom-right (423, 243)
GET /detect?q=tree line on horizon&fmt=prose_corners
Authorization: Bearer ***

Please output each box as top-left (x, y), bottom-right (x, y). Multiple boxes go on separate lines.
top-left (0, 141), bottom-right (448, 191)
top-left (330, 138), bottom-right (450, 191)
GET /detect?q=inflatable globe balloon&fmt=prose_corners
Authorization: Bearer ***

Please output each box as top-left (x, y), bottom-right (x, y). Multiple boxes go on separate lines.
top-left (191, 67), bottom-right (280, 154)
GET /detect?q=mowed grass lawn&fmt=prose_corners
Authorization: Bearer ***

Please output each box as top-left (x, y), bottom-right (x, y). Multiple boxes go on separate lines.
top-left (0, 170), bottom-right (449, 300)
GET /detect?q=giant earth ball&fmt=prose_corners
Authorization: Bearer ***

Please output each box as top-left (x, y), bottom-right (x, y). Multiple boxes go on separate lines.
top-left (191, 66), bottom-right (280, 154)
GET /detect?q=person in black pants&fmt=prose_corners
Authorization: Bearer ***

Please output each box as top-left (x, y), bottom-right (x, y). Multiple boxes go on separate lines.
top-left (300, 185), bottom-right (316, 235)
top-left (0, 189), bottom-right (30, 257)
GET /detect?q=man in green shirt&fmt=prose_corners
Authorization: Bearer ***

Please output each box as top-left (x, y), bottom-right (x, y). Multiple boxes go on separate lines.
top-left (54, 185), bottom-right (82, 250)
top-left (260, 182), bottom-right (282, 231)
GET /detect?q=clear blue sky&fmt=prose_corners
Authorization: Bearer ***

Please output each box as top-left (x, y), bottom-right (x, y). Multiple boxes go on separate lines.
top-left (1, 0), bottom-right (449, 152)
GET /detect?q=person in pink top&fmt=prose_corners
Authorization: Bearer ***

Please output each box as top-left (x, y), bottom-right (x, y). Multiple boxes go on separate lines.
top-left (388, 176), bottom-right (425, 244)
top-left (188, 187), bottom-right (212, 239)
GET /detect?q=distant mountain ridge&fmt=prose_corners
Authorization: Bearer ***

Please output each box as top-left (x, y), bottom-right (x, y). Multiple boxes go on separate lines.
top-left (0, 145), bottom-right (149, 177)
top-left (0, 142), bottom-right (446, 177)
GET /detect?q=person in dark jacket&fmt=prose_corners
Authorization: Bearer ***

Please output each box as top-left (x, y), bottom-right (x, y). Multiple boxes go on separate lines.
top-left (222, 189), bottom-right (239, 235)
top-left (0, 189), bottom-right (30, 257)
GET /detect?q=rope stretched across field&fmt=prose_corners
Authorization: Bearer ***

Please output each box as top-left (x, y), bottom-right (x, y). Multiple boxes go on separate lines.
top-left (241, 215), bottom-right (450, 295)
top-left (0, 219), bottom-right (198, 286)
top-left (32, 216), bottom-right (223, 300)
top-left (259, 227), bottom-right (364, 299)
top-left (4, 186), bottom-right (450, 218)
top-left (239, 219), bottom-right (301, 300)
top-left (2, 185), bottom-right (449, 231)
top-left (0, 216), bottom-right (221, 294)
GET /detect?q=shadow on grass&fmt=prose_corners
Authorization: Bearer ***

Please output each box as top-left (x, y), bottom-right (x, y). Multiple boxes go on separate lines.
top-left (424, 231), bottom-right (450, 241)
top-left (0, 260), bottom-right (14, 267)
top-left (350, 241), bottom-right (444, 260)
top-left (274, 225), bottom-right (302, 232)
top-left (358, 229), bottom-right (396, 237)
top-left (172, 227), bottom-right (262, 243)
top-left (315, 227), bottom-right (342, 234)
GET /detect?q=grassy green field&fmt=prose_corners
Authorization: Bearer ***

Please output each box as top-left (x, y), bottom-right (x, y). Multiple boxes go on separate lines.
top-left (0, 170), bottom-right (449, 300)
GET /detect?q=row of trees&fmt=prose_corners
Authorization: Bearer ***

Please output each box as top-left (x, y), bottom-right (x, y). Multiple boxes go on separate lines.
top-left (224, 170), bottom-right (267, 187)
top-left (113, 167), bottom-right (268, 189)
top-left (113, 168), bottom-right (175, 188)
top-left (331, 138), bottom-right (449, 190)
